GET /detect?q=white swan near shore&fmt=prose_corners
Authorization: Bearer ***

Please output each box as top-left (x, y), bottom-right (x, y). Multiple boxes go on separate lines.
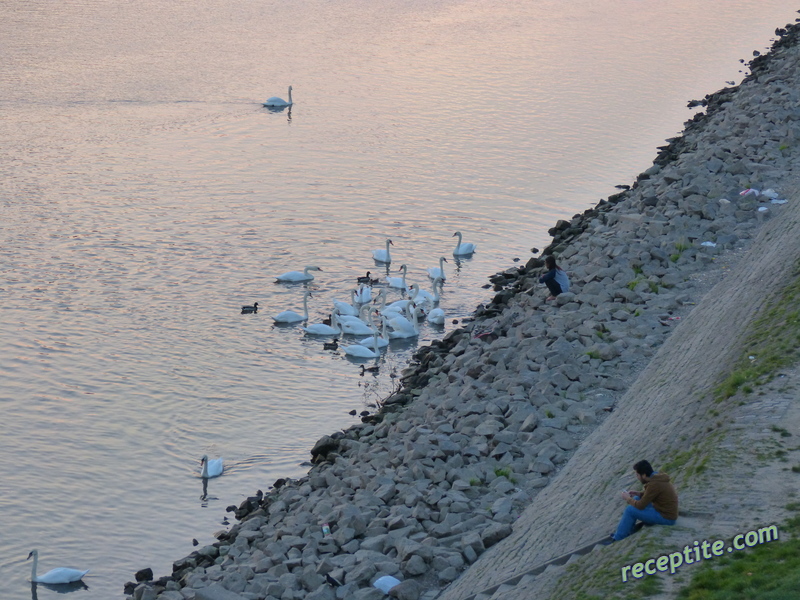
top-left (200, 455), bottom-right (224, 479)
top-left (264, 86), bottom-right (293, 107)
top-left (27, 550), bottom-right (89, 584)
top-left (303, 312), bottom-right (340, 336)
top-left (344, 330), bottom-right (381, 358)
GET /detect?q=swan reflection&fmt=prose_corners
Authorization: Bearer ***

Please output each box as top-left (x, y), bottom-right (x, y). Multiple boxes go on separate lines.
top-left (31, 580), bottom-right (89, 598)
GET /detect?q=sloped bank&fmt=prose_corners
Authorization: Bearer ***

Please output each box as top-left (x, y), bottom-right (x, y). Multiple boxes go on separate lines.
top-left (126, 19), bottom-right (800, 600)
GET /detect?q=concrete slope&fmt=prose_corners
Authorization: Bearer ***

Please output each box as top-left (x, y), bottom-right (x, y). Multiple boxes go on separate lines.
top-left (438, 185), bottom-right (800, 600)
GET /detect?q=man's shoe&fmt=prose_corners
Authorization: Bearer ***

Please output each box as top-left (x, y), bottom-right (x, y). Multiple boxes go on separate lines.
top-left (598, 536), bottom-right (615, 546)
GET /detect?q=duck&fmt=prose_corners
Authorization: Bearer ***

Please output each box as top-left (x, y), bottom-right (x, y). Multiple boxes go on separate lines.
top-left (275, 265), bottom-right (322, 283)
top-left (200, 455), bottom-right (224, 479)
top-left (427, 256), bottom-right (448, 281)
top-left (356, 271), bottom-right (379, 285)
top-left (303, 313), bottom-right (340, 336)
top-left (360, 364), bottom-right (380, 374)
top-left (264, 85), bottom-right (293, 108)
top-left (241, 302), bottom-right (258, 314)
top-left (323, 339), bottom-right (339, 351)
top-left (27, 550), bottom-right (89, 584)
top-left (344, 330), bottom-right (382, 359)
top-left (385, 264), bottom-right (409, 290)
top-left (452, 231), bottom-right (477, 255)
top-left (372, 239), bottom-right (393, 263)
top-left (272, 290), bottom-right (312, 323)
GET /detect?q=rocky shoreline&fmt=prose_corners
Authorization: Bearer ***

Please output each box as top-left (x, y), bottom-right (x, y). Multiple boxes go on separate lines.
top-left (127, 18), bottom-right (800, 600)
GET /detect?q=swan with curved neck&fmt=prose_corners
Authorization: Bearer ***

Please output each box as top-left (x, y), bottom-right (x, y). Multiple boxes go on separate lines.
top-left (27, 550), bottom-right (89, 584)
top-left (333, 290), bottom-right (359, 316)
top-left (336, 303), bottom-right (371, 325)
top-left (272, 290), bottom-right (312, 323)
top-left (264, 86), bottom-right (293, 107)
top-left (372, 239), bottom-right (393, 263)
top-left (200, 455), bottom-right (224, 478)
top-left (387, 303), bottom-right (419, 339)
top-left (385, 264), bottom-right (409, 290)
top-left (452, 231), bottom-right (476, 255)
top-left (344, 329), bottom-right (381, 359)
top-left (427, 256), bottom-right (448, 281)
top-left (339, 308), bottom-right (376, 335)
top-left (275, 265), bottom-right (322, 283)
top-left (303, 312), bottom-right (340, 336)
top-left (354, 283), bottom-right (372, 304)
top-left (358, 316), bottom-right (389, 349)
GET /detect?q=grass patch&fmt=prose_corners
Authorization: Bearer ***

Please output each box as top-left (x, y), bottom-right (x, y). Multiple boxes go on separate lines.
top-left (715, 263), bottom-right (800, 401)
top-left (676, 505), bottom-right (800, 599)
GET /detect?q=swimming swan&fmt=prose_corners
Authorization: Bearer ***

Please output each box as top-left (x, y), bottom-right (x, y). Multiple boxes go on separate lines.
top-left (303, 312), bottom-right (341, 336)
top-left (387, 304), bottom-right (420, 339)
top-left (427, 256), bottom-right (448, 281)
top-left (357, 316), bottom-right (389, 349)
top-left (272, 290), bottom-right (312, 323)
top-left (264, 86), bottom-right (293, 107)
top-left (372, 239), bottom-right (393, 263)
top-left (275, 265), bottom-right (322, 283)
top-left (27, 550), bottom-right (89, 584)
top-left (354, 283), bottom-right (372, 304)
top-left (200, 455), bottom-right (224, 478)
top-left (344, 330), bottom-right (381, 359)
top-left (339, 309), bottom-right (376, 335)
top-left (452, 231), bottom-right (477, 255)
top-left (385, 264), bottom-right (409, 290)
top-left (333, 290), bottom-right (359, 317)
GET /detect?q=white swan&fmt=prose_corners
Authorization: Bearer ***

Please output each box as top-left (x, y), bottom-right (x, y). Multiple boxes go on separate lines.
top-left (385, 264), bottom-right (409, 290)
top-left (339, 309), bottom-right (376, 335)
top-left (27, 550), bottom-right (89, 584)
top-left (336, 303), bottom-right (371, 325)
top-left (272, 290), bottom-right (311, 323)
top-left (427, 284), bottom-right (445, 325)
top-left (200, 455), bottom-right (224, 478)
top-left (264, 86), bottom-right (293, 107)
top-left (372, 239), bottom-right (393, 263)
top-left (275, 265), bottom-right (322, 283)
top-left (333, 290), bottom-right (359, 317)
top-left (427, 256), bottom-right (448, 281)
top-left (303, 312), bottom-right (340, 336)
top-left (452, 231), bottom-right (477, 255)
top-left (354, 283), bottom-right (372, 304)
top-left (373, 287), bottom-right (417, 317)
top-left (344, 330), bottom-right (381, 359)
top-left (358, 316), bottom-right (389, 349)
top-left (387, 304), bottom-right (420, 339)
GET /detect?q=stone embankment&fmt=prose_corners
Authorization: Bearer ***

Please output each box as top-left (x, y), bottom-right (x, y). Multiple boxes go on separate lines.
top-left (127, 19), bottom-right (800, 600)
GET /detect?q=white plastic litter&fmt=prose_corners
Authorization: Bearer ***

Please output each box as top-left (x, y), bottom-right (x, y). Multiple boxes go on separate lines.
top-left (740, 188), bottom-right (760, 197)
top-left (771, 198), bottom-right (788, 205)
top-left (373, 575), bottom-right (402, 594)
top-left (761, 188), bottom-right (779, 199)
top-left (757, 206), bottom-right (769, 212)
top-left (700, 241), bottom-right (717, 247)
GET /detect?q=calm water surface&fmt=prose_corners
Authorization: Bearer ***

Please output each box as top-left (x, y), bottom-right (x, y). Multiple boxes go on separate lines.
top-left (1, 0), bottom-right (797, 596)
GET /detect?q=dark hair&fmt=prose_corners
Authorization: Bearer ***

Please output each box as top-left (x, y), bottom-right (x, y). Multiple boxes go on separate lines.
top-left (545, 255), bottom-right (558, 270)
top-left (633, 460), bottom-right (654, 477)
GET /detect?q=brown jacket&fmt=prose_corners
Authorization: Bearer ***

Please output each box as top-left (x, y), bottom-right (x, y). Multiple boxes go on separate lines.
top-left (630, 472), bottom-right (678, 520)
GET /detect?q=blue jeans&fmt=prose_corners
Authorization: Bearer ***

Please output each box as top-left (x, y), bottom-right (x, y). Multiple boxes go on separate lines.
top-left (613, 503), bottom-right (676, 540)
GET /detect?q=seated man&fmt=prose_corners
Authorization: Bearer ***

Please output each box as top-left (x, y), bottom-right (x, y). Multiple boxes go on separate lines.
top-left (610, 460), bottom-right (678, 542)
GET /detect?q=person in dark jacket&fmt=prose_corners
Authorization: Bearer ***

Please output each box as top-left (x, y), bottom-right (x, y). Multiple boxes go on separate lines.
top-left (538, 255), bottom-right (570, 300)
top-left (610, 460), bottom-right (678, 542)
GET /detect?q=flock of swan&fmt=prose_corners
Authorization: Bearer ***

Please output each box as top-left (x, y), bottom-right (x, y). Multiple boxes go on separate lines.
top-left (266, 232), bottom-right (476, 360)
